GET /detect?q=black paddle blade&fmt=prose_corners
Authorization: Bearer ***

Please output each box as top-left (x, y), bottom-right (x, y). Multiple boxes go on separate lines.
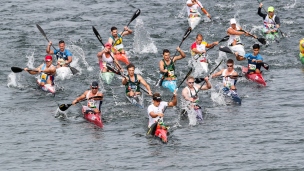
top-left (69, 66), bottom-right (79, 75)
top-left (92, 26), bottom-right (104, 45)
top-left (219, 46), bottom-right (233, 54)
top-left (106, 63), bottom-right (121, 76)
top-left (262, 62), bottom-right (269, 70)
top-left (59, 104), bottom-right (72, 111)
top-left (11, 67), bottom-right (23, 73)
top-left (258, 38), bottom-right (267, 45)
top-left (220, 35), bottom-right (230, 43)
top-left (182, 27), bottom-right (192, 42)
top-left (147, 122), bottom-right (158, 135)
top-left (127, 9), bottom-right (141, 27)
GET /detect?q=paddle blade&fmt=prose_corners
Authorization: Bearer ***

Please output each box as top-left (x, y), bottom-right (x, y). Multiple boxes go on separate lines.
top-left (106, 63), bottom-right (121, 76)
top-left (59, 104), bottom-right (72, 111)
top-left (11, 67), bottom-right (23, 73)
top-left (92, 26), bottom-right (104, 46)
top-left (181, 27), bottom-right (192, 42)
top-left (219, 35), bottom-right (230, 43)
top-left (219, 46), bottom-right (233, 54)
top-left (127, 9), bottom-right (141, 27)
top-left (262, 62), bottom-right (269, 70)
top-left (258, 38), bottom-right (267, 45)
top-left (69, 66), bottom-right (79, 75)
top-left (147, 122), bottom-right (158, 135)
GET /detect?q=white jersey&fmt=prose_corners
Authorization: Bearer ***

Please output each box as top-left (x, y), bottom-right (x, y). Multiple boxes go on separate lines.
top-left (86, 90), bottom-right (102, 110)
top-left (227, 25), bottom-right (242, 46)
top-left (186, 0), bottom-right (203, 16)
top-left (101, 53), bottom-right (114, 64)
top-left (147, 101), bottom-right (168, 127)
top-left (222, 69), bottom-right (237, 88)
top-left (185, 86), bottom-right (199, 101)
top-left (264, 14), bottom-right (277, 30)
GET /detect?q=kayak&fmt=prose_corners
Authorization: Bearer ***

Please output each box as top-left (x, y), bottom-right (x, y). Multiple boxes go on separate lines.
top-left (99, 71), bottom-right (115, 84)
top-left (188, 15), bottom-right (201, 30)
top-left (81, 106), bottom-right (103, 128)
top-left (181, 107), bottom-right (203, 125)
top-left (299, 53), bottom-right (304, 64)
top-left (115, 53), bottom-right (129, 65)
top-left (161, 79), bottom-right (177, 93)
top-left (36, 79), bottom-right (56, 94)
top-left (222, 87), bottom-right (242, 105)
top-left (147, 120), bottom-right (168, 143)
top-left (56, 67), bottom-right (73, 80)
top-left (263, 31), bottom-right (279, 41)
top-left (192, 54), bottom-right (208, 74)
top-left (242, 66), bottom-right (266, 86)
top-left (125, 93), bottom-right (144, 109)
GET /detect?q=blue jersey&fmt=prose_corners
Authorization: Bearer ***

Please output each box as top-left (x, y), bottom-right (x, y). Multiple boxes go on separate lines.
top-left (244, 53), bottom-right (263, 71)
top-left (54, 49), bottom-right (72, 61)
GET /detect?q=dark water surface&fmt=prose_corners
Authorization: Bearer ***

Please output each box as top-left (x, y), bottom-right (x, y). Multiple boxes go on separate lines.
top-left (1, 0), bottom-right (304, 170)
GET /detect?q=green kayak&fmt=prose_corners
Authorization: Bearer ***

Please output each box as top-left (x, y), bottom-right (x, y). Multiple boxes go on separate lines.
top-left (100, 72), bottom-right (115, 84)
top-left (299, 53), bottom-right (304, 64)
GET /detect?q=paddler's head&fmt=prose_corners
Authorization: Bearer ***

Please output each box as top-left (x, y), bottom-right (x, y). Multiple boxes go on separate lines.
top-left (268, 6), bottom-right (275, 17)
top-left (111, 27), bottom-right (118, 38)
top-left (90, 81), bottom-right (99, 93)
top-left (252, 44), bottom-right (260, 56)
top-left (45, 55), bottom-right (53, 67)
top-left (152, 93), bottom-right (162, 106)
top-left (195, 34), bottom-right (203, 45)
top-left (186, 76), bottom-right (195, 88)
top-left (126, 63), bottom-right (135, 77)
top-left (58, 40), bottom-right (65, 52)
top-left (226, 59), bottom-right (234, 71)
top-left (163, 49), bottom-right (171, 61)
top-left (104, 42), bottom-right (112, 51)
top-left (230, 18), bottom-right (237, 29)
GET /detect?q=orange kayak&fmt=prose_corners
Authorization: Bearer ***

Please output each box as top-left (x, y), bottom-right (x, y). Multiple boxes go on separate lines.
top-left (115, 53), bottom-right (129, 65)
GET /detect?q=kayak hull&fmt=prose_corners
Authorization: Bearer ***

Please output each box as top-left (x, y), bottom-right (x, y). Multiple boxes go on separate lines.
top-left (299, 53), bottom-right (304, 64)
top-left (100, 71), bottom-right (115, 84)
top-left (192, 54), bottom-right (208, 74)
top-left (126, 93), bottom-right (144, 109)
top-left (161, 80), bottom-right (177, 93)
top-left (188, 16), bottom-right (201, 30)
top-left (154, 124), bottom-right (168, 143)
top-left (242, 66), bottom-right (266, 86)
top-left (222, 87), bottom-right (242, 105)
top-left (115, 53), bottom-right (129, 65)
top-left (37, 79), bottom-right (56, 94)
top-left (81, 106), bottom-right (103, 128)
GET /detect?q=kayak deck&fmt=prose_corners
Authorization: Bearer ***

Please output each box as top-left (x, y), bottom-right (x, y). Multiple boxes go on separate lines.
top-left (242, 66), bottom-right (266, 86)
top-left (81, 106), bottom-right (103, 128)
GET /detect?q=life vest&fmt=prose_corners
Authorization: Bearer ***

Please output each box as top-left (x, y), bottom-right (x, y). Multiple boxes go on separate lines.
top-left (126, 74), bottom-right (140, 93)
top-left (263, 14), bottom-right (277, 30)
top-left (163, 59), bottom-right (176, 78)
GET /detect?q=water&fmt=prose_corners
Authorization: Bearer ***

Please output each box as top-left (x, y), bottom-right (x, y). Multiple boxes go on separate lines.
top-left (1, 0), bottom-right (304, 170)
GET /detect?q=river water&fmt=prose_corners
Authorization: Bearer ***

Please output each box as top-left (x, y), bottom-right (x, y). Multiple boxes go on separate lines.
top-left (1, 0), bottom-right (304, 170)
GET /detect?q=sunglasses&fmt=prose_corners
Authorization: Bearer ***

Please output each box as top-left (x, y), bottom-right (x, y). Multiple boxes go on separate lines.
top-left (92, 87), bottom-right (98, 89)
top-left (188, 82), bottom-right (194, 84)
top-left (227, 65), bottom-right (233, 67)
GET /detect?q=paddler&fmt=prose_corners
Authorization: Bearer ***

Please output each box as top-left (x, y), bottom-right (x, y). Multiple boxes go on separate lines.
top-left (24, 55), bottom-right (56, 87)
top-left (46, 40), bottom-right (73, 68)
top-left (238, 44), bottom-right (264, 74)
top-left (191, 33), bottom-right (219, 61)
top-left (97, 42), bottom-right (123, 72)
top-left (72, 81), bottom-right (103, 114)
top-left (159, 48), bottom-right (186, 92)
top-left (227, 18), bottom-right (253, 61)
top-left (122, 63), bottom-right (153, 97)
top-left (181, 76), bottom-right (211, 122)
top-left (186, 0), bottom-right (211, 19)
top-left (211, 59), bottom-right (239, 96)
top-left (299, 38), bottom-right (304, 64)
top-left (258, 3), bottom-right (281, 35)
top-left (108, 26), bottom-right (132, 56)
top-left (147, 91), bottom-right (177, 142)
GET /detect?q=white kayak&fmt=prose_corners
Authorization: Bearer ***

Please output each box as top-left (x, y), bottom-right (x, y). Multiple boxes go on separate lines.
top-left (188, 16), bottom-right (201, 30)
top-left (125, 93), bottom-right (144, 109)
top-left (37, 79), bottom-right (56, 94)
top-left (192, 54), bottom-right (208, 74)
top-left (56, 67), bottom-right (73, 80)
top-left (99, 71), bottom-right (115, 84)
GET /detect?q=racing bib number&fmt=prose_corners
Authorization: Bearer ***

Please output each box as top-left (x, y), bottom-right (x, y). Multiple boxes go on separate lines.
top-left (88, 100), bottom-right (96, 108)
top-left (249, 64), bottom-right (256, 70)
top-left (190, 8), bottom-right (198, 13)
top-left (41, 73), bottom-right (47, 80)
top-left (58, 58), bottom-right (66, 65)
top-left (168, 70), bottom-right (175, 77)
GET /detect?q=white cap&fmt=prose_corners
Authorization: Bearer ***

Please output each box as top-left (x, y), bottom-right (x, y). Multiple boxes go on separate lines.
top-left (230, 18), bottom-right (237, 24)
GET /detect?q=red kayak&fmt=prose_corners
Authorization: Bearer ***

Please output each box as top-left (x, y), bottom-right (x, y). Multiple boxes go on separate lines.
top-left (147, 121), bottom-right (168, 143)
top-left (115, 53), bottom-right (129, 65)
top-left (242, 66), bottom-right (266, 86)
top-left (81, 106), bottom-right (103, 128)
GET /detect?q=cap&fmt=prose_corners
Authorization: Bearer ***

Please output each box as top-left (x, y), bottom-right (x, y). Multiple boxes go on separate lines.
top-left (104, 42), bottom-right (112, 48)
top-left (45, 55), bottom-right (52, 61)
top-left (91, 81), bottom-right (98, 87)
top-left (152, 93), bottom-right (162, 101)
top-left (230, 18), bottom-right (237, 25)
top-left (268, 6), bottom-right (274, 12)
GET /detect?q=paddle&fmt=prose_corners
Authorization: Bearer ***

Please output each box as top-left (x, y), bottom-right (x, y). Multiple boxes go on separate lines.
top-left (195, 1), bottom-right (211, 20)
top-left (36, 24), bottom-right (79, 75)
top-left (106, 63), bottom-right (150, 95)
top-left (239, 30), bottom-right (266, 45)
top-left (58, 96), bottom-right (103, 111)
top-left (256, 0), bottom-right (286, 37)
top-left (163, 67), bottom-right (193, 113)
top-left (92, 26), bottom-right (123, 72)
top-left (219, 46), bottom-right (269, 70)
top-left (193, 35), bottom-right (229, 60)
top-left (194, 59), bottom-right (223, 96)
top-left (155, 27), bottom-right (192, 86)
top-left (11, 67), bottom-right (37, 73)
top-left (112, 9), bottom-right (141, 46)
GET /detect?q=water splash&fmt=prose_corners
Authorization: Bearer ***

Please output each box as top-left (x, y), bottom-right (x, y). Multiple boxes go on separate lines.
top-left (67, 44), bottom-right (93, 73)
top-left (26, 51), bottom-right (35, 68)
top-left (133, 18), bottom-right (157, 54)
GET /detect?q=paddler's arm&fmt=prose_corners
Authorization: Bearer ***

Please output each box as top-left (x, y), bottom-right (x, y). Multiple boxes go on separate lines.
top-left (167, 92), bottom-right (177, 107)
top-left (257, 3), bottom-right (267, 19)
top-left (65, 56), bottom-right (72, 67)
top-left (159, 60), bottom-right (167, 73)
top-left (149, 111), bottom-right (164, 118)
top-left (24, 64), bottom-right (42, 75)
top-left (201, 7), bottom-right (211, 19)
top-left (182, 88), bottom-right (193, 102)
top-left (113, 54), bottom-right (123, 72)
top-left (108, 37), bottom-right (113, 46)
top-left (206, 41), bottom-right (219, 49)
top-left (138, 75), bottom-right (152, 96)
top-left (173, 47), bottom-right (186, 62)
top-left (274, 17), bottom-right (280, 29)
top-left (199, 77), bottom-right (211, 90)
top-left (72, 91), bottom-right (87, 105)
top-left (227, 28), bottom-right (247, 36)
top-left (41, 66), bottom-right (56, 75)
top-left (211, 69), bottom-right (223, 78)
top-left (97, 49), bottom-right (105, 58)
top-left (46, 41), bottom-right (54, 54)
top-left (121, 26), bottom-right (133, 36)
top-left (192, 47), bottom-right (205, 54)
top-left (122, 76), bottom-right (129, 85)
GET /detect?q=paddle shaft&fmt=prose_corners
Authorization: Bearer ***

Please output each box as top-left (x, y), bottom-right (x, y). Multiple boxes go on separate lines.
top-left (257, 0), bottom-right (285, 37)
top-left (170, 27), bottom-right (192, 61)
top-left (59, 95), bottom-right (103, 111)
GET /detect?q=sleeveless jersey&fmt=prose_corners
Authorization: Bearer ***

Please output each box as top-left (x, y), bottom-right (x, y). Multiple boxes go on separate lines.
top-left (263, 14), bottom-right (277, 30)
top-left (125, 74), bottom-right (140, 93)
top-left (222, 69), bottom-right (237, 88)
top-left (86, 90), bottom-right (102, 111)
top-left (227, 26), bottom-right (242, 46)
top-left (162, 59), bottom-right (176, 78)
